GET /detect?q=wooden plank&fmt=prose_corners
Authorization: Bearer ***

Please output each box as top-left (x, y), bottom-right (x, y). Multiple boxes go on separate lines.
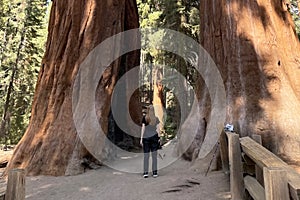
top-left (251, 134), bottom-right (264, 186)
top-left (0, 179), bottom-right (6, 200)
top-left (264, 167), bottom-right (289, 200)
top-left (5, 169), bottom-right (25, 200)
top-left (220, 130), bottom-right (229, 173)
top-left (288, 174), bottom-right (300, 200)
top-left (227, 132), bottom-right (245, 200)
top-left (240, 137), bottom-right (287, 169)
top-left (244, 175), bottom-right (265, 200)
top-left (240, 137), bottom-right (300, 200)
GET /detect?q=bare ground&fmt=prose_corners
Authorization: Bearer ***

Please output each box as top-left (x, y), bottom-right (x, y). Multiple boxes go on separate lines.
top-left (25, 160), bottom-right (230, 200)
top-left (1, 144), bottom-right (230, 200)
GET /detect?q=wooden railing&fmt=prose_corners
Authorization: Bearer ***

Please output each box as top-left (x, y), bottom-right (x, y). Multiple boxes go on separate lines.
top-left (220, 131), bottom-right (300, 200)
top-left (0, 178), bottom-right (5, 200)
top-left (0, 169), bottom-right (25, 200)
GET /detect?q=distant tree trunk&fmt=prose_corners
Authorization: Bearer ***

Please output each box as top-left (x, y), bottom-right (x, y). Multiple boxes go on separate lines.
top-left (200, 0), bottom-right (300, 163)
top-left (0, 26), bottom-right (26, 138)
top-left (152, 68), bottom-right (165, 134)
top-left (6, 0), bottom-right (140, 176)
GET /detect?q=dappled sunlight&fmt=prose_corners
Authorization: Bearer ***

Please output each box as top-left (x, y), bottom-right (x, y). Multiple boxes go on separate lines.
top-left (25, 180), bottom-right (59, 199)
top-left (199, 0), bottom-right (300, 166)
top-left (216, 191), bottom-right (231, 199)
top-left (23, 158), bottom-right (229, 200)
top-left (40, 184), bottom-right (53, 189)
top-left (79, 187), bottom-right (91, 192)
top-left (2, 0), bottom-right (300, 199)
top-left (120, 156), bottom-right (133, 160)
top-left (112, 171), bottom-right (123, 175)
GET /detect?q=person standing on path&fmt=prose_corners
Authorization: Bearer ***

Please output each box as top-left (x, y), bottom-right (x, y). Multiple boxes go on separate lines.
top-left (140, 105), bottom-right (161, 178)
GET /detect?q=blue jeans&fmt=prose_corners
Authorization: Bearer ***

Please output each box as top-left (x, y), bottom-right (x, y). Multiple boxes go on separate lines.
top-left (143, 134), bottom-right (159, 173)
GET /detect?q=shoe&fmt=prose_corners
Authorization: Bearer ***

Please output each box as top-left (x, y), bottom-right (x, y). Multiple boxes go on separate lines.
top-left (143, 172), bottom-right (148, 178)
top-left (152, 171), bottom-right (158, 178)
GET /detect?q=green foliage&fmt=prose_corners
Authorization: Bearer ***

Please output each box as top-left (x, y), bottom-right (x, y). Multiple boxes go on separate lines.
top-left (137, 0), bottom-right (200, 70)
top-left (137, 0), bottom-right (200, 138)
top-left (0, 0), bottom-right (48, 144)
top-left (290, 0), bottom-right (300, 39)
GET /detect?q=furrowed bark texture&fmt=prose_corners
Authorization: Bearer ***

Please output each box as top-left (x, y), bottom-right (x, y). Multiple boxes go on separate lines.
top-left (200, 0), bottom-right (300, 163)
top-left (6, 0), bottom-right (140, 176)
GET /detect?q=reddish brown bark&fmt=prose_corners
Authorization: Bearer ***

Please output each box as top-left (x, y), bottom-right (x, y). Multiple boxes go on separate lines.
top-left (153, 68), bottom-right (165, 132)
top-left (200, 0), bottom-right (300, 163)
top-left (6, 0), bottom-right (140, 176)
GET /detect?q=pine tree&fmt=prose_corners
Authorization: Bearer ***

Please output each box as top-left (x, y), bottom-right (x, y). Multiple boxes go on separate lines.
top-left (0, 0), bottom-right (47, 144)
top-left (137, 0), bottom-right (200, 140)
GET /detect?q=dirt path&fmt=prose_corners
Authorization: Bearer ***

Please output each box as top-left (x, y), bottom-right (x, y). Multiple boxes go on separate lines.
top-left (25, 161), bottom-right (230, 200)
top-left (24, 143), bottom-right (230, 200)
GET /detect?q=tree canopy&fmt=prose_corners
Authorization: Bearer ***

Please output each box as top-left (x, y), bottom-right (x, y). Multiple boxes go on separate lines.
top-left (0, 0), bottom-right (299, 147)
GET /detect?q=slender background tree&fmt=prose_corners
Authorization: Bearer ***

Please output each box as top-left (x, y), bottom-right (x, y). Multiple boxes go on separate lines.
top-left (0, 0), bottom-right (47, 145)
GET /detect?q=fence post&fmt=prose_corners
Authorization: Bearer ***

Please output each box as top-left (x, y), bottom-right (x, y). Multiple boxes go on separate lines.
top-left (263, 167), bottom-right (289, 200)
top-left (227, 132), bottom-right (245, 200)
top-left (220, 130), bottom-right (229, 173)
top-left (5, 169), bottom-right (25, 200)
top-left (251, 134), bottom-right (264, 186)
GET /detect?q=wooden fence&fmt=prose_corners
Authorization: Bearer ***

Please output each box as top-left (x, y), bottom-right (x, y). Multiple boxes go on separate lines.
top-left (0, 169), bottom-right (25, 200)
top-left (1, 132), bottom-right (300, 200)
top-left (220, 131), bottom-right (300, 200)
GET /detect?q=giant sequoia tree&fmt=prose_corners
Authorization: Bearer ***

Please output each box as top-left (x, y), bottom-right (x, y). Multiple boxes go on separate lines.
top-left (6, 0), bottom-right (140, 176)
top-left (199, 0), bottom-right (300, 164)
top-left (6, 0), bottom-right (300, 176)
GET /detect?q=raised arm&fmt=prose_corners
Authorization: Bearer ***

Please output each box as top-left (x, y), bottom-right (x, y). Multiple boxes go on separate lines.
top-left (140, 123), bottom-right (145, 146)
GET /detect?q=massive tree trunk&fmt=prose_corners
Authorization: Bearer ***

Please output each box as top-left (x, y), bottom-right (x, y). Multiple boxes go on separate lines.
top-left (200, 0), bottom-right (300, 164)
top-left (6, 0), bottom-right (140, 176)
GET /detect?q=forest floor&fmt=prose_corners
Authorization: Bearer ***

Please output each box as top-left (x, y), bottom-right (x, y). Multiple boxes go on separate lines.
top-left (1, 143), bottom-right (231, 200)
